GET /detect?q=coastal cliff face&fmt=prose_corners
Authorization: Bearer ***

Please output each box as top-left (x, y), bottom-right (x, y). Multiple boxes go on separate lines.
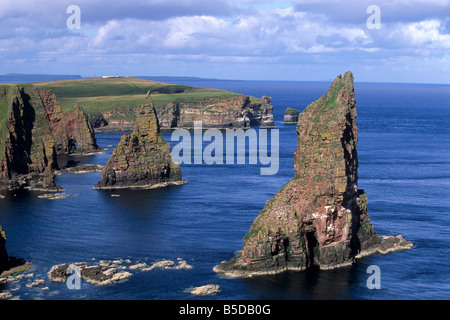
top-left (157, 94), bottom-right (275, 129)
top-left (0, 226), bottom-right (7, 273)
top-left (95, 94), bottom-right (184, 189)
top-left (38, 90), bottom-right (98, 154)
top-left (0, 86), bottom-right (97, 190)
top-left (214, 72), bottom-right (412, 277)
top-left (0, 85), bottom-right (58, 190)
top-left (98, 94), bottom-right (275, 131)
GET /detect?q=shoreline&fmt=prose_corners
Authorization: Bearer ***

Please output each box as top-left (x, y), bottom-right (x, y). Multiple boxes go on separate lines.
top-left (213, 234), bottom-right (413, 279)
top-left (93, 180), bottom-right (188, 190)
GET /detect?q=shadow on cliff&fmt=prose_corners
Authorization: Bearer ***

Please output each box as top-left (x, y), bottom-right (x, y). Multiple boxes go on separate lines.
top-left (9, 91), bottom-right (36, 175)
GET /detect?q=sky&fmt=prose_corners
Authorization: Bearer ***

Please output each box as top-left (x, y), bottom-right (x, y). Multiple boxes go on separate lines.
top-left (0, 0), bottom-right (449, 83)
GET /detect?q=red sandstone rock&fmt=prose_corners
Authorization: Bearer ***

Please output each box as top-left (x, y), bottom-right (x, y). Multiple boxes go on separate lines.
top-left (214, 71), bottom-right (412, 278)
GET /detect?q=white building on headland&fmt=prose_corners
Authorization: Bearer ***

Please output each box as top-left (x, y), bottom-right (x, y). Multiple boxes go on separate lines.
top-left (102, 74), bottom-right (120, 78)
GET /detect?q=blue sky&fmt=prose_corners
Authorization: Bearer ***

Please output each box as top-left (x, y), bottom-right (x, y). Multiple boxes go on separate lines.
top-left (0, 0), bottom-right (449, 83)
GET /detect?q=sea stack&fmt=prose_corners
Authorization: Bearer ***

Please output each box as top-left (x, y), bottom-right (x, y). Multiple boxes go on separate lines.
top-left (214, 71), bottom-right (412, 278)
top-left (0, 85), bottom-right (59, 190)
top-left (38, 90), bottom-right (98, 154)
top-left (0, 226), bottom-right (8, 273)
top-left (95, 93), bottom-right (185, 190)
top-left (283, 107), bottom-right (299, 124)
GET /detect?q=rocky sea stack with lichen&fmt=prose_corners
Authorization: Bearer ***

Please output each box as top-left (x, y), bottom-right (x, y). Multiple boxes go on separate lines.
top-left (0, 85), bottom-right (59, 190)
top-left (38, 90), bottom-right (98, 154)
top-left (283, 107), bottom-right (299, 124)
top-left (214, 71), bottom-right (412, 278)
top-left (0, 226), bottom-right (8, 273)
top-left (0, 85), bottom-right (98, 191)
top-left (95, 93), bottom-right (185, 190)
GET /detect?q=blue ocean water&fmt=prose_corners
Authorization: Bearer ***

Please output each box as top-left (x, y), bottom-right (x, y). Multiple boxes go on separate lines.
top-left (0, 80), bottom-right (449, 300)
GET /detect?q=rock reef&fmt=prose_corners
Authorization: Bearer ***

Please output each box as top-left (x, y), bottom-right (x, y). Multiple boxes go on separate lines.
top-left (214, 71), bottom-right (412, 278)
top-left (95, 94), bottom-right (185, 189)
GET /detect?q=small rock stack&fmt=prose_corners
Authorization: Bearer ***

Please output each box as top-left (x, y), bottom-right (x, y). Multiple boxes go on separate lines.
top-left (283, 107), bottom-right (299, 124)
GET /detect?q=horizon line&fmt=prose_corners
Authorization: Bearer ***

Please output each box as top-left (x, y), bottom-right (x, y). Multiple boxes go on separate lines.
top-left (1, 73), bottom-right (449, 87)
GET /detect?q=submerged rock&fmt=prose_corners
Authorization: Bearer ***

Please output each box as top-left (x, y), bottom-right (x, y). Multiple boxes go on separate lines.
top-left (214, 71), bottom-right (412, 278)
top-left (94, 93), bottom-right (185, 190)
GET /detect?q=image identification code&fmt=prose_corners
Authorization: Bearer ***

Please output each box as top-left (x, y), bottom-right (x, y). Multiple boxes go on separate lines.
top-left (179, 304), bottom-right (271, 317)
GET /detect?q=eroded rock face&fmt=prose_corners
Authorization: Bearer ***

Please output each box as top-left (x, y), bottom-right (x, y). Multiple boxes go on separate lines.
top-left (214, 71), bottom-right (412, 278)
top-left (95, 94), bottom-right (184, 189)
top-left (155, 94), bottom-right (275, 129)
top-left (0, 226), bottom-right (8, 273)
top-left (0, 86), bottom-right (59, 190)
top-left (38, 90), bottom-right (98, 154)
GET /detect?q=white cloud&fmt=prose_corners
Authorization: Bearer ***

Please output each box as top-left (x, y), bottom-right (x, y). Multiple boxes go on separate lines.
top-left (405, 20), bottom-right (450, 48)
top-left (0, 0), bottom-right (449, 82)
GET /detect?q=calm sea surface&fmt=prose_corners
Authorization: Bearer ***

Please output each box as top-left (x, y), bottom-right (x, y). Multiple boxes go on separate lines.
top-left (0, 79), bottom-right (449, 300)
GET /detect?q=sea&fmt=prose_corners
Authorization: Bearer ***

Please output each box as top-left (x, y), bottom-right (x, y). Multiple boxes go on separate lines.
top-left (0, 77), bottom-right (449, 301)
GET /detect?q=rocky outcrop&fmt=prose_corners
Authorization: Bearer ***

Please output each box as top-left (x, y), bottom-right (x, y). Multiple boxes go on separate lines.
top-left (283, 107), bottom-right (299, 124)
top-left (0, 87), bottom-right (100, 190)
top-left (48, 262), bottom-right (132, 286)
top-left (38, 90), bottom-right (98, 154)
top-left (190, 284), bottom-right (220, 296)
top-left (95, 94), bottom-right (185, 189)
top-left (214, 71), bottom-right (412, 278)
top-left (0, 85), bottom-right (59, 190)
top-left (47, 258), bottom-right (193, 287)
top-left (0, 226), bottom-right (8, 273)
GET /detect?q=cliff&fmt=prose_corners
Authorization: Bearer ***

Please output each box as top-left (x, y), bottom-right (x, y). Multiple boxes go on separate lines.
top-left (0, 86), bottom-right (98, 190)
top-left (100, 94), bottom-right (276, 131)
top-left (38, 90), bottom-right (98, 154)
top-left (0, 85), bottom-right (59, 190)
top-left (283, 107), bottom-right (299, 124)
top-left (95, 93), bottom-right (185, 189)
top-left (156, 94), bottom-right (274, 129)
top-left (214, 71), bottom-right (412, 278)
top-left (0, 226), bottom-right (7, 273)
top-left (35, 78), bottom-right (276, 131)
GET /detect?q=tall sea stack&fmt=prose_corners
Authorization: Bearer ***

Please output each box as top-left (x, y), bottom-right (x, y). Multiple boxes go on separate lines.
top-left (38, 90), bottom-right (98, 154)
top-left (214, 71), bottom-right (412, 277)
top-left (0, 85), bottom-right (59, 190)
top-left (95, 93), bottom-right (184, 189)
top-left (0, 226), bottom-right (7, 273)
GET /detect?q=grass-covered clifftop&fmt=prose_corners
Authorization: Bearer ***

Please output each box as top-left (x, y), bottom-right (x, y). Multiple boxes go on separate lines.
top-left (32, 77), bottom-right (274, 129)
top-left (33, 77), bottom-right (242, 121)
